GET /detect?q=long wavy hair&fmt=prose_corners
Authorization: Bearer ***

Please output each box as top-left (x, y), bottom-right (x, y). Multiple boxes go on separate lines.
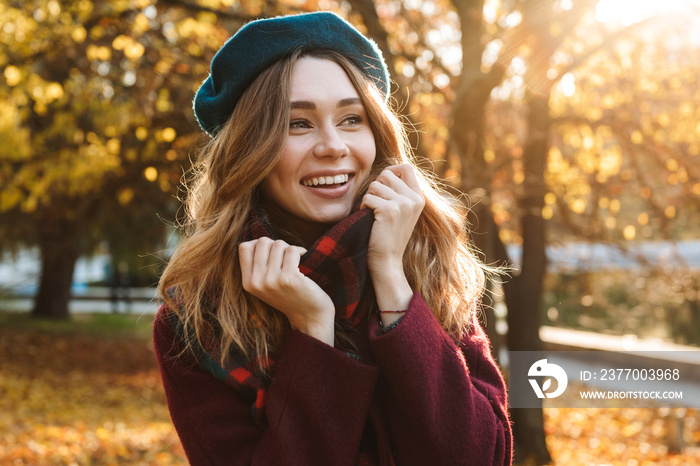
top-left (159, 48), bottom-right (488, 369)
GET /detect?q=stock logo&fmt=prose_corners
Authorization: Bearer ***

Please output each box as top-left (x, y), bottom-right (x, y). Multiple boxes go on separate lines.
top-left (528, 359), bottom-right (568, 398)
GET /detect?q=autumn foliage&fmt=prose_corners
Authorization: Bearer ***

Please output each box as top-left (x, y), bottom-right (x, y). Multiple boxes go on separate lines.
top-left (543, 403), bottom-right (700, 465)
top-left (0, 314), bottom-right (186, 465)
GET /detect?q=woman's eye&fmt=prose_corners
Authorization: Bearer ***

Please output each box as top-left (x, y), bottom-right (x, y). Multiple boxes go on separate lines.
top-left (342, 115), bottom-right (363, 125)
top-left (289, 119), bottom-right (310, 130)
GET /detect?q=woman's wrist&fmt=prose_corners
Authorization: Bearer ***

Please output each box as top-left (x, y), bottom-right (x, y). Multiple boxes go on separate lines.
top-left (371, 266), bottom-right (413, 327)
top-left (288, 302), bottom-right (336, 346)
top-left (377, 308), bottom-right (406, 327)
top-left (292, 316), bottom-right (335, 346)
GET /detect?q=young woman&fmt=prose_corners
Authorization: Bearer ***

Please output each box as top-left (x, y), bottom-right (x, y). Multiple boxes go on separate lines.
top-left (154, 11), bottom-right (512, 466)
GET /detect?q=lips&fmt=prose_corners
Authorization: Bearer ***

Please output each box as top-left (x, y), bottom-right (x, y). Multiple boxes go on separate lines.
top-left (300, 173), bottom-right (350, 187)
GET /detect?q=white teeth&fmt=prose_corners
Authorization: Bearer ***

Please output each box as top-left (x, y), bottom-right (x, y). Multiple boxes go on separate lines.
top-left (302, 174), bottom-right (349, 187)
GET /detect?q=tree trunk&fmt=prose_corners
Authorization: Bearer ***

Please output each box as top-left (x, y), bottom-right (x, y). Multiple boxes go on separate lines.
top-left (507, 94), bottom-right (549, 352)
top-left (348, 0), bottom-right (428, 164)
top-left (469, 203), bottom-right (501, 347)
top-left (506, 94), bottom-right (552, 464)
top-left (32, 214), bottom-right (81, 319)
top-left (449, 0), bottom-right (504, 350)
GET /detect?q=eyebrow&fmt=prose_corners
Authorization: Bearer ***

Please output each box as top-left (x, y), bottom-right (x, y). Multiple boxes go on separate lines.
top-left (290, 97), bottom-right (362, 109)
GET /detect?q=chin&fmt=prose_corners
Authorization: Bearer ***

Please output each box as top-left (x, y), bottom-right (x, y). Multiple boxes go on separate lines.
top-left (307, 206), bottom-right (354, 225)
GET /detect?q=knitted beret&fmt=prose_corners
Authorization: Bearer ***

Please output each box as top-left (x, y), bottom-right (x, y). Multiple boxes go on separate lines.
top-left (193, 11), bottom-right (390, 137)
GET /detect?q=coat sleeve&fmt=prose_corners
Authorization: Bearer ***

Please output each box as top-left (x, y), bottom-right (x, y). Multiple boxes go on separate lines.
top-left (368, 292), bottom-right (513, 466)
top-left (153, 306), bottom-right (380, 466)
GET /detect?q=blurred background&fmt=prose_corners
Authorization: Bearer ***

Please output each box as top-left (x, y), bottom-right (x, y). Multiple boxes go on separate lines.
top-left (1, 0), bottom-right (699, 464)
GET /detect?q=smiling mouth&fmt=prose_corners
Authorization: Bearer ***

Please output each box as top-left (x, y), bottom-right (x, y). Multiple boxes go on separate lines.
top-left (301, 173), bottom-right (350, 187)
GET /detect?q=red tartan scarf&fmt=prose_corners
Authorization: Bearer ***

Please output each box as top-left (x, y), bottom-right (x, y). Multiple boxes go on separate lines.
top-left (169, 205), bottom-right (376, 427)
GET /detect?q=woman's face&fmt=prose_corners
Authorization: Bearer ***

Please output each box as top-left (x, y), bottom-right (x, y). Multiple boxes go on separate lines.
top-left (260, 57), bottom-right (376, 236)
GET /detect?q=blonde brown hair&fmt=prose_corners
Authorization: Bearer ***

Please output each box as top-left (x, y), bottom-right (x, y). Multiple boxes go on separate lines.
top-left (159, 49), bottom-right (487, 368)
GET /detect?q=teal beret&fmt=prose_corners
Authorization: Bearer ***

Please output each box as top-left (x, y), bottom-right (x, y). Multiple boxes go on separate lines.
top-left (193, 11), bottom-right (390, 137)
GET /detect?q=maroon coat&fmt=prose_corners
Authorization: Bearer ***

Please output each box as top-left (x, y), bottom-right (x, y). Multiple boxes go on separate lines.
top-left (153, 292), bottom-right (513, 465)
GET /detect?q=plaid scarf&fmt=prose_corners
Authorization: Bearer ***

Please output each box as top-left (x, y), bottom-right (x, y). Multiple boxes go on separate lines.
top-left (169, 205), bottom-right (376, 427)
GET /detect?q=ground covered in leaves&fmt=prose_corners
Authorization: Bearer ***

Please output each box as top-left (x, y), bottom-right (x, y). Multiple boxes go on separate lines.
top-left (0, 311), bottom-right (698, 465)
top-left (543, 391), bottom-right (700, 465)
top-left (0, 312), bottom-right (186, 465)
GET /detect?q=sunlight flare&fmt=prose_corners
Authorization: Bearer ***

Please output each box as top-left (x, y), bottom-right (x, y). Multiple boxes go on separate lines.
top-left (596, 0), bottom-right (700, 26)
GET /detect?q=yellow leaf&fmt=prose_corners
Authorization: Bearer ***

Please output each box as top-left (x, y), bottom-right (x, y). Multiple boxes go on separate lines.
top-left (45, 82), bottom-right (64, 102)
top-left (0, 186), bottom-right (24, 212)
top-left (542, 205), bottom-right (553, 219)
top-left (621, 421), bottom-right (643, 437)
top-left (144, 166), bottom-right (158, 182)
top-left (124, 42), bottom-right (145, 60)
top-left (161, 127), bottom-right (176, 143)
top-left (609, 199), bottom-right (620, 213)
top-left (96, 426), bottom-right (109, 441)
top-left (71, 26), bottom-right (87, 43)
top-left (4, 65), bottom-right (22, 86)
top-left (112, 34), bottom-right (130, 50)
top-left (570, 198), bottom-right (586, 214)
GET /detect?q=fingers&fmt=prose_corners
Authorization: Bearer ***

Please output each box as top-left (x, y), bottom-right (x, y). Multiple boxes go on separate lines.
top-left (364, 178), bottom-right (396, 201)
top-left (361, 164), bottom-right (425, 211)
top-left (282, 245), bottom-right (306, 271)
top-left (382, 164), bottom-right (422, 194)
top-left (238, 240), bottom-right (256, 290)
top-left (360, 164), bottom-right (425, 268)
top-left (239, 238), bottom-right (306, 293)
top-left (253, 237), bottom-right (274, 276)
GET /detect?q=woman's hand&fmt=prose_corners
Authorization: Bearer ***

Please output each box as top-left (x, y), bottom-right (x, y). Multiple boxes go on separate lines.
top-left (239, 238), bottom-right (335, 345)
top-left (360, 164), bottom-right (425, 323)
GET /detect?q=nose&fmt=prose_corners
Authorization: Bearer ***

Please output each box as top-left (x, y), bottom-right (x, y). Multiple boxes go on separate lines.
top-left (313, 125), bottom-right (348, 159)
